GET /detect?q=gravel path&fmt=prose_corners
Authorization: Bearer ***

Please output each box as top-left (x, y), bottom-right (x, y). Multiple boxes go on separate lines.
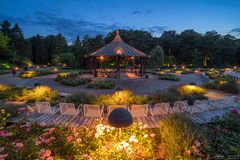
top-left (0, 72), bottom-right (210, 95)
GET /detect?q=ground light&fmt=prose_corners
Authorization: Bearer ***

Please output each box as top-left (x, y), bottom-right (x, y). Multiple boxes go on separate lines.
top-left (108, 108), bottom-right (133, 128)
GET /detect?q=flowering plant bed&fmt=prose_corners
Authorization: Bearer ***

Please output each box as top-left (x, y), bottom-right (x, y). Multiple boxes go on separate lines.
top-left (19, 68), bottom-right (60, 78)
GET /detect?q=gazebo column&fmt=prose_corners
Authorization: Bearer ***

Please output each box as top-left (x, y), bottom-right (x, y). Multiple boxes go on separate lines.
top-left (93, 57), bottom-right (97, 77)
top-left (89, 57), bottom-right (93, 75)
top-left (116, 56), bottom-right (120, 79)
top-left (140, 58), bottom-right (144, 77)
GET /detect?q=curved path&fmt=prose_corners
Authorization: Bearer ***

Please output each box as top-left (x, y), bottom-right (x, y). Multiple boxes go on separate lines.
top-left (0, 72), bottom-right (210, 95)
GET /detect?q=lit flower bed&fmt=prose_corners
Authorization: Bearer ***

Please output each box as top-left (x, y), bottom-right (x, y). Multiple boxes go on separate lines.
top-left (19, 68), bottom-right (60, 78)
top-left (0, 122), bottom-right (157, 159)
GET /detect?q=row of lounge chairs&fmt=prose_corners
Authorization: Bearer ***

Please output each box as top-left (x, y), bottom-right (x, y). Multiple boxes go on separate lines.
top-left (36, 96), bottom-right (240, 118)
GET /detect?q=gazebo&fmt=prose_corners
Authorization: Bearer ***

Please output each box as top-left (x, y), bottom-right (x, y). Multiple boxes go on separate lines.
top-left (88, 31), bottom-right (149, 78)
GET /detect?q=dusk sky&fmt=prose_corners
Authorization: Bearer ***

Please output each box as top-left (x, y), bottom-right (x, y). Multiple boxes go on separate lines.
top-left (0, 0), bottom-right (240, 41)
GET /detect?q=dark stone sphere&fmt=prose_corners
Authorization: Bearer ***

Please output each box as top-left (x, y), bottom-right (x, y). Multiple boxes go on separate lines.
top-left (108, 108), bottom-right (133, 128)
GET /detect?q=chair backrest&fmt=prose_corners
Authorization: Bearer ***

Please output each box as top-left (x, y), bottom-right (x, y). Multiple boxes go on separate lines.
top-left (59, 103), bottom-right (76, 115)
top-left (36, 102), bottom-right (51, 113)
top-left (193, 100), bottom-right (208, 106)
top-left (83, 104), bottom-right (101, 117)
top-left (130, 104), bottom-right (148, 117)
top-left (173, 100), bottom-right (189, 113)
top-left (153, 103), bottom-right (170, 115)
top-left (108, 105), bottom-right (127, 114)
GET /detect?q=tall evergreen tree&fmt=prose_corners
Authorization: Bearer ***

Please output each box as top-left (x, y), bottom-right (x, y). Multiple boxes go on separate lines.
top-left (30, 35), bottom-right (48, 64)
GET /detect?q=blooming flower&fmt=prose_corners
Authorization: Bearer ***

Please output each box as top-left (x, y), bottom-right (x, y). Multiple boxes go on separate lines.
top-left (76, 138), bottom-right (82, 143)
top-left (35, 141), bottom-right (41, 145)
top-left (231, 108), bottom-right (238, 114)
top-left (144, 134), bottom-right (148, 138)
top-left (186, 150), bottom-right (191, 156)
top-left (74, 132), bottom-right (79, 138)
top-left (150, 133), bottom-right (155, 138)
top-left (67, 136), bottom-right (73, 142)
top-left (0, 153), bottom-right (8, 159)
top-left (40, 149), bottom-right (51, 159)
top-left (0, 147), bottom-right (4, 153)
top-left (46, 156), bottom-right (53, 160)
top-left (15, 142), bottom-right (24, 149)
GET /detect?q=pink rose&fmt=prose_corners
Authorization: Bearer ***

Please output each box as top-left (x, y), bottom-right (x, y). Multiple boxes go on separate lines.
top-left (76, 138), bottom-right (82, 143)
top-left (35, 141), bottom-right (41, 145)
top-left (46, 156), bottom-right (54, 160)
top-left (26, 128), bottom-right (31, 132)
top-left (74, 132), bottom-right (79, 138)
top-left (15, 142), bottom-right (24, 149)
top-left (67, 136), bottom-right (73, 142)
top-left (231, 108), bottom-right (238, 114)
top-left (40, 149), bottom-right (51, 159)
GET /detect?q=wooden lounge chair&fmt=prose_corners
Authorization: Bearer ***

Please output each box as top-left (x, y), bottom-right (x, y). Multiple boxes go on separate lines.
top-left (149, 103), bottom-right (170, 116)
top-left (83, 104), bottom-right (103, 117)
top-left (59, 103), bottom-right (81, 116)
top-left (172, 101), bottom-right (189, 113)
top-left (129, 104), bottom-right (148, 117)
top-left (36, 102), bottom-right (59, 114)
top-left (191, 100), bottom-right (210, 113)
top-left (107, 105), bottom-right (128, 115)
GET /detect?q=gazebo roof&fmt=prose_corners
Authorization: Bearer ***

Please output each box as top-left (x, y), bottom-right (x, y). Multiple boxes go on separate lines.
top-left (89, 31), bottom-right (148, 57)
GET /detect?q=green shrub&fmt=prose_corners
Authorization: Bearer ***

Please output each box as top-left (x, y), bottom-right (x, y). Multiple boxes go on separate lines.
top-left (159, 114), bottom-right (204, 159)
top-left (203, 76), bottom-right (239, 94)
top-left (7, 86), bottom-right (59, 104)
top-left (94, 90), bottom-right (147, 105)
top-left (204, 112), bottom-right (240, 157)
top-left (202, 82), bottom-right (219, 90)
top-left (19, 68), bottom-right (60, 78)
top-left (66, 92), bottom-right (95, 106)
top-left (178, 85), bottom-right (207, 105)
top-left (55, 72), bottom-right (77, 82)
top-left (60, 77), bottom-right (91, 86)
top-left (0, 84), bottom-right (18, 100)
top-left (149, 91), bottom-right (180, 105)
top-left (158, 74), bottom-right (180, 81)
top-left (87, 80), bottom-right (115, 89)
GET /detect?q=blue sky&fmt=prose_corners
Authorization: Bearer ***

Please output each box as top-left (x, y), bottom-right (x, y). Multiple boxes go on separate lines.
top-left (0, 0), bottom-right (239, 41)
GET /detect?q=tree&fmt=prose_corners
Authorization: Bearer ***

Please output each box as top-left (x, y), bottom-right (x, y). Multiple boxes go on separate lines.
top-left (11, 24), bottom-right (26, 55)
top-left (59, 52), bottom-right (76, 67)
top-left (1, 20), bottom-right (11, 37)
top-left (0, 31), bottom-right (8, 50)
top-left (149, 45), bottom-right (164, 68)
top-left (159, 30), bottom-right (180, 65)
top-left (30, 35), bottom-right (48, 64)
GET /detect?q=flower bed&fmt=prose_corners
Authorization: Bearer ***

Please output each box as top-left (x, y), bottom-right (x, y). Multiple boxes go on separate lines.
top-left (55, 72), bottom-right (92, 86)
top-left (0, 85), bottom-right (58, 104)
top-left (158, 73), bottom-right (180, 81)
top-left (203, 76), bottom-right (239, 94)
top-left (87, 80), bottom-right (115, 89)
top-left (19, 68), bottom-right (60, 78)
top-left (0, 122), bottom-right (158, 159)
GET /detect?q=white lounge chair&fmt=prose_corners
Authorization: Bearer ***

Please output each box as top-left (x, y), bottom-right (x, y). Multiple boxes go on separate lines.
top-left (107, 105), bottom-right (128, 115)
top-left (191, 100), bottom-right (210, 113)
top-left (36, 102), bottom-right (59, 114)
top-left (129, 104), bottom-right (148, 117)
top-left (59, 103), bottom-right (81, 116)
top-left (149, 103), bottom-right (170, 116)
top-left (220, 96), bottom-right (240, 108)
top-left (172, 101), bottom-right (189, 113)
top-left (209, 99), bottom-right (230, 110)
top-left (83, 104), bottom-right (103, 117)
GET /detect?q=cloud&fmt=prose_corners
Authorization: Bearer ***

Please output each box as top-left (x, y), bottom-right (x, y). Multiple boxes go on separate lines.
top-left (131, 10), bottom-right (153, 15)
top-left (0, 10), bottom-right (167, 41)
top-left (142, 26), bottom-right (168, 36)
top-left (229, 28), bottom-right (240, 36)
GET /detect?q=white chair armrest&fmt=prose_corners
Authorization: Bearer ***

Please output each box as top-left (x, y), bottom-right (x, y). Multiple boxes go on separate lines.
top-left (77, 104), bottom-right (83, 115)
top-left (52, 104), bottom-right (59, 114)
